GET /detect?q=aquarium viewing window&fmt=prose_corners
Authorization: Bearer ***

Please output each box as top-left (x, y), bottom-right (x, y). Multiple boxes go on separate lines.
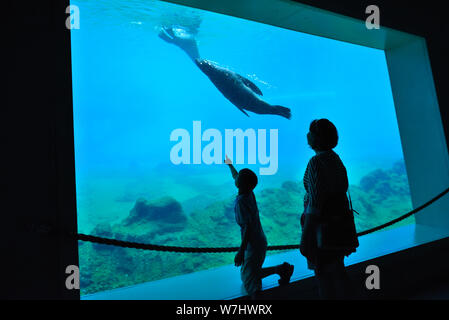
top-left (70, 0), bottom-right (449, 299)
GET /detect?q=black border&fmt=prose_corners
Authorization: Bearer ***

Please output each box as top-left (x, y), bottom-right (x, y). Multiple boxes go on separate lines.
top-left (4, 0), bottom-right (449, 300)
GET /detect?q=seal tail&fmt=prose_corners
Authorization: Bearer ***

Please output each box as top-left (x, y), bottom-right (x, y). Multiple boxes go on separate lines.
top-left (158, 26), bottom-right (200, 61)
top-left (272, 105), bottom-right (292, 120)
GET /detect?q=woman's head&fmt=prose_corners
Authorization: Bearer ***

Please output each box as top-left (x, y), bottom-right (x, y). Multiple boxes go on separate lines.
top-left (235, 168), bottom-right (258, 193)
top-left (307, 119), bottom-right (339, 151)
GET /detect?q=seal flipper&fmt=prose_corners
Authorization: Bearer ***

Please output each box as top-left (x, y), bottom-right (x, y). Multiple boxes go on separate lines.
top-left (237, 107), bottom-right (250, 117)
top-left (272, 105), bottom-right (291, 120)
top-left (237, 74), bottom-right (263, 96)
top-left (158, 26), bottom-right (200, 61)
top-left (158, 27), bottom-right (175, 43)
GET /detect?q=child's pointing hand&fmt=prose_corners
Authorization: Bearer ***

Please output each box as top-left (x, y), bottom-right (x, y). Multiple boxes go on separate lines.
top-left (224, 154), bottom-right (232, 165)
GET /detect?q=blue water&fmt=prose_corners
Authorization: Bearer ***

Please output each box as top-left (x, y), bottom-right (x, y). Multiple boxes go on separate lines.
top-left (70, 0), bottom-right (404, 230)
top-left (70, 0), bottom-right (412, 294)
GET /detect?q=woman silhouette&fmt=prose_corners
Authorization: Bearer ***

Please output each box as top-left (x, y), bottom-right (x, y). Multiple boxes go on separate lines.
top-left (300, 119), bottom-right (358, 299)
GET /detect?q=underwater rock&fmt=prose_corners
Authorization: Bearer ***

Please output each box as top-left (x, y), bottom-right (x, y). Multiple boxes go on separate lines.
top-left (125, 196), bottom-right (187, 226)
top-left (281, 180), bottom-right (303, 194)
top-left (90, 223), bottom-right (116, 250)
top-left (223, 198), bottom-right (235, 221)
top-left (359, 169), bottom-right (390, 193)
top-left (79, 163), bottom-right (414, 295)
top-left (115, 191), bottom-right (147, 203)
top-left (182, 194), bottom-right (220, 215)
top-left (92, 223), bottom-right (113, 238)
top-left (92, 223), bottom-right (120, 251)
top-left (349, 161), bottom-right (413, 234)
top-left (358, 162), bottom-right (410, 204)
top-left (391, 161), bottom-right (407, 176)
top-left (190, 197), bottom-right (236, 227)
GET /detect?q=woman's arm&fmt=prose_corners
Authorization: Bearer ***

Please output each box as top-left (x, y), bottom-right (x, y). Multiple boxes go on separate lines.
top-left (304, 157), bottom-right (324, 215)
top-left (299, 158), bottom-right (321, 262)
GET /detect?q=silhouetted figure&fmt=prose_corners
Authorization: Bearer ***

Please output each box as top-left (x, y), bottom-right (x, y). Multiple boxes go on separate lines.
top-left (299, 119), bottom-right (358, 299)
top-left (225, 155), bottom-right (294, 300)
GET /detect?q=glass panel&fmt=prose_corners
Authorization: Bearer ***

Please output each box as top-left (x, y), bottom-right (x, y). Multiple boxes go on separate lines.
top-left (70, 0), bottom-right (413, 295)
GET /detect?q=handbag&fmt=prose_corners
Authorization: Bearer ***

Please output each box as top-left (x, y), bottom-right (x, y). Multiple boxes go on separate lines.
top-left (316, 190), bottom-right (359, 255)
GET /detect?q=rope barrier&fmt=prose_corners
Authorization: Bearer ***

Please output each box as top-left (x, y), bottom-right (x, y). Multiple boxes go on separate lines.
top-left (356, 186), bottom-right (449, 236)
top-left (75, 186), bottom-right (449, 253)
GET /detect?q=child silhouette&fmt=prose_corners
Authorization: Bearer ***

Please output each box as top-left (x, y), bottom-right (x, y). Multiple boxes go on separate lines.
top-left (225, 155), bottom-right (294, 299)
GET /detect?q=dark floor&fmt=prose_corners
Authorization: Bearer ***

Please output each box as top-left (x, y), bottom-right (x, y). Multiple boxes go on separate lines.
top-left (409, 279), bottom-right (449, 300)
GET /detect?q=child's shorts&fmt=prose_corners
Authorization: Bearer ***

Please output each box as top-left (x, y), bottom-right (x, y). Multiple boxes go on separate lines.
top-left (240, 248), bottom-right (266, 296)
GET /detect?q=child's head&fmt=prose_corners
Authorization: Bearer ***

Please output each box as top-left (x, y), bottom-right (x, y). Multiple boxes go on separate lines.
top-left (235, 168), bottom-right (258, 193)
